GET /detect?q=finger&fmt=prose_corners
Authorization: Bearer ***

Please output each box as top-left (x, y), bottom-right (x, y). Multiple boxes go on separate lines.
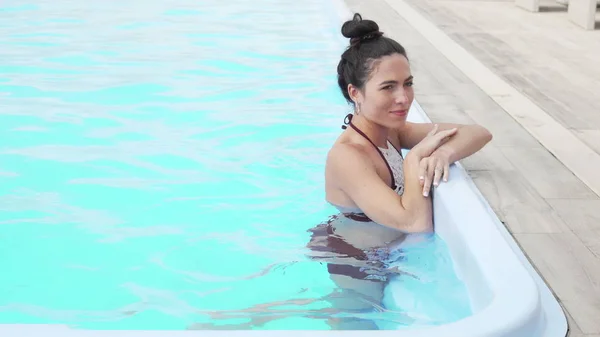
top-left (423, 176), bottom-right (432, 197)
top-left (427, 124), bottom-right (439, 137)
top-left (433, 164), bottom-right (443, 187)
top-left (432, 128), bottom-right (458, 146)
top-left (443, 162), bottom-right (450, 182)
top-left (423, 161), bottom-right (434, 196)
top-left (419, 158), bottom-right (428, 186)
top-left (437, 127), bottom-right (458, 139)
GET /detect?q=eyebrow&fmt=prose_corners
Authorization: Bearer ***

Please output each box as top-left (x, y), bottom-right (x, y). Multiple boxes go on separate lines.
top-left (379, 76), bottom-right (414, 86)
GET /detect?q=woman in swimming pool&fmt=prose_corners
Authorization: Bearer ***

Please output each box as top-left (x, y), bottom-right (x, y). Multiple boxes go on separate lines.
top-left (307, 13), bottom-right (492, 329)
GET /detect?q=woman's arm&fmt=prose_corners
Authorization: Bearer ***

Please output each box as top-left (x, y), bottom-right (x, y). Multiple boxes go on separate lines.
top-left (398, 122), bottom-right (492, 162)
top-left (398, 122), bottom-right (492, 196)
top-left (429, 125), bottom-right (492, 164)
top-left (327, 126), bottom-right (458, 233)
top-left (328, 144), bottom-right (433, 233)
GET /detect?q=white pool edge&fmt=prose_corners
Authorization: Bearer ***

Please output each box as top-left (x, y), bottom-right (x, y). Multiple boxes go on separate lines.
top-left (328, 0), bottom-right (569, 335)
top-left (391, 101), bottom-right (570, 337)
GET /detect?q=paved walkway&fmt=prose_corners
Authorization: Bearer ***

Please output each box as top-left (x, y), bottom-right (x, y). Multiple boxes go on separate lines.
top-left (341, 0), bottom-right (600, 336)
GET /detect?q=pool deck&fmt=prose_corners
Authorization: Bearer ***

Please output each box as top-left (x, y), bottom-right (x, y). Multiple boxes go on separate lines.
top-left (341, 0), bottom-right (600, 336)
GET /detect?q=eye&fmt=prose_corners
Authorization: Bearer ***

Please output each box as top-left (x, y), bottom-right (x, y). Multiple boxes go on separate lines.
top-left (405, 81), bottom-right (414, 87)
top-left (381, 85), bottom-right (394, 90)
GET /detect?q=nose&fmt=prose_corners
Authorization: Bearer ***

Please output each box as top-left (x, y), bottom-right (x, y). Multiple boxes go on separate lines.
top-left (395, 88), bottom-right (408, 105)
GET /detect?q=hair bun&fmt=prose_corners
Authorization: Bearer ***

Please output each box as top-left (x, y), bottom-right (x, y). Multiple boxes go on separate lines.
top-left (341, 13), bottom-right (381, 44)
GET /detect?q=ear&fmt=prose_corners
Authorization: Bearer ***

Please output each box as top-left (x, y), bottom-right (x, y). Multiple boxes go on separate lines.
top-left (347, 84), bottom-right (362, 105)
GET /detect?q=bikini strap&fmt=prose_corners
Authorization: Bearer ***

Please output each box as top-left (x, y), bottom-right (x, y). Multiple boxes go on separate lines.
top-left (341, 113), bottom-right (396, 189)
top-left (341, 113), bottom-right (353, 130)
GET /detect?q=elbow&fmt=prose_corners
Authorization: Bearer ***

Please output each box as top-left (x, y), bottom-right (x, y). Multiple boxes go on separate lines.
top-left (485, 130), bottom-right (493, 144)
top-left (394, 213), bottom-right (434, 234)
top-left (480, 125), bottom-right (493, 144)
top-left (410, 218), bottom-right (434, 233)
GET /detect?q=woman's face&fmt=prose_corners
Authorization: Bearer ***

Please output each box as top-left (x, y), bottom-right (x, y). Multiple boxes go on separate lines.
top-left (349, 53), bottom-right (414, 128)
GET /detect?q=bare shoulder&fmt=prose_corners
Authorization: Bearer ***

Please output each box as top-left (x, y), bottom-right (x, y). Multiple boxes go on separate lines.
top-left (325, 141), bottom-right (383, 194)
top-left (327, 142), bottom-right (373, 173)
top-left (325, 139), bottom-right (420, 231)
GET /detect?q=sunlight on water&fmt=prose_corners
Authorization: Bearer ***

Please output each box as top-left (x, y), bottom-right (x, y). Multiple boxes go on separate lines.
top-left (0, 0), bottom-right (472, 330)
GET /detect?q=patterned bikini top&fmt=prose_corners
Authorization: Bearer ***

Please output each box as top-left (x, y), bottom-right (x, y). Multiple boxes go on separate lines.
top-left (342, 114), bottom-right (405, 195)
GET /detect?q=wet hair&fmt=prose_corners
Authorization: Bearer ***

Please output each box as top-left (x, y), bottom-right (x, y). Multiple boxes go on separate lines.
top-left (337, 13), bottom-right (408, 106)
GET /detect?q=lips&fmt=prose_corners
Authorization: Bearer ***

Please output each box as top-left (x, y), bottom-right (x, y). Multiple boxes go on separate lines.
top-left (391, 109), bottom-right (408, 116)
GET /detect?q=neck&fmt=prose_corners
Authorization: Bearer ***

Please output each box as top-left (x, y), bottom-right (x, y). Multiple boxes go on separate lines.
top-left (351, 113), bottom-right (389, 148)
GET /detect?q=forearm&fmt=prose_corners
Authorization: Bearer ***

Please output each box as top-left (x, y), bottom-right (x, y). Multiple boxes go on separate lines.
top-left (399, 153), bottom-right (434, 232)
top-left (432, 125), bottom-right (492, 163)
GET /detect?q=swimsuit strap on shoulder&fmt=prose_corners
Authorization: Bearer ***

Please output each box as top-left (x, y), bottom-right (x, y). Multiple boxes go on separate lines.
top-left (341, 113), bottom-right (353, 130)
top-left (340, 113), bottom-right (396, 189)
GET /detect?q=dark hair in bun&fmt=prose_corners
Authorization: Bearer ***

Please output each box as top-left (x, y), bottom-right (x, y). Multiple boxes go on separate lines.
top-left (337, 13), bottom-right (408, 105)
top-left (341, 13), bottom-right (383, 46)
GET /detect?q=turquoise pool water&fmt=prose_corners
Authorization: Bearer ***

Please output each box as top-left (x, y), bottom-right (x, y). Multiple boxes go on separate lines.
top-left (0, 0), bottom-right (472, 330)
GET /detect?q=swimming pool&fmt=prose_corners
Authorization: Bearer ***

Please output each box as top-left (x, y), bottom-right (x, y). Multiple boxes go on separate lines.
top-left (0, 0), bottom-right (474, 332)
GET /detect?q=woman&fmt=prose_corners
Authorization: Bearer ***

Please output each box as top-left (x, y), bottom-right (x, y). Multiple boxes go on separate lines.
top-left (307, 13), bottom-right (492, 329)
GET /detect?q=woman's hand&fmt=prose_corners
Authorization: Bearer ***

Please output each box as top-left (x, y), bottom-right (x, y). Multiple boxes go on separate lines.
top-left (410, 124), bottom-right (457, 159)
top-left (418, 148), bottom-right (451, 197)
top-left (408, 124), bottom-right (457, 197)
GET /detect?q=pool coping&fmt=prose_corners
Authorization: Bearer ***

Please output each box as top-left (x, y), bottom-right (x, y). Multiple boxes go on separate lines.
top-left (330, 0), bottom-right (570, 334)
top-left (400, 101), bottom-right (570, 337)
